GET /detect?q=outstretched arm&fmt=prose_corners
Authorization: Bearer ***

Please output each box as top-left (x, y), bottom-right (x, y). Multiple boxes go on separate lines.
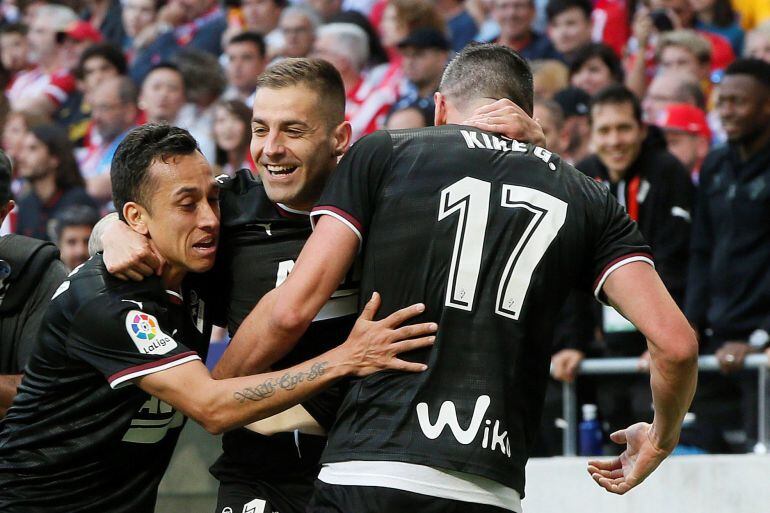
top-left (141, 293), bottom-right (436, 434)
top-left (587, 262), bottom-right (697, 495)
top-left (213, 216), bottom-right (359, 378)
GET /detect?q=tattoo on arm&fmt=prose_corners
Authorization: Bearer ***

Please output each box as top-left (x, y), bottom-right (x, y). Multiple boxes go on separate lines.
top-left (233, 362), bottom-right (329, 403)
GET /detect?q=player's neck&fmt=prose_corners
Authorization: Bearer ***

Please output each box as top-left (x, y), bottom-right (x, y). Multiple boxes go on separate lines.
top-left (160, 266), bottom-right (186, 293)
top-left (444, 98), bottom-right (497, 125)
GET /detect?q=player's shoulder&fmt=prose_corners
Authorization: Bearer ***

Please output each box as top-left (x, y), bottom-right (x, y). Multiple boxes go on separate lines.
top-left (54, 255), bottom-right (168, 321)
top-left (217, 168), bottom-right (279, 226)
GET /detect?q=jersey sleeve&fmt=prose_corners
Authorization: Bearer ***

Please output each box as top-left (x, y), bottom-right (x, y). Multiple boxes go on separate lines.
top-left (67, 296), bottom-right (201, 389)
top-left (310, 130), bottom-right (393, 250)
top-left (587, 182), bottom-right (654, 304)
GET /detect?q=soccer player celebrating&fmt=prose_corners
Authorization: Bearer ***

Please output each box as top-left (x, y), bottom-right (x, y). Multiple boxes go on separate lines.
top-left (222, 45), bottom-right (698, 512)
top-left (0, 124), bottom-right (437, 513)
top-left (100, 58), bottom-right (546, 513)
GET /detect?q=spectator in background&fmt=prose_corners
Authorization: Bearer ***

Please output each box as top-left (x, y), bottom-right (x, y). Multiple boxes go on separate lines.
top-left (223, 32), bottom-right (266, 106)
top-left (51, 204), bottom-right (99, 270)
top-left (391, 28), bottom-right (449, 112)
top-left (531, 58), bottom-right (569, 98)
top-left (0, 24), bottom-right (31, 91)
top-left (692, 0), bottom-right (744, 55)
top-left (307, 0), bottom-right (343, 22)
top-left (1, 110), bottom-right (47, 170)
top-left (577, 85), bottom-right (693, 438)
top-left (655, 102), bottom-right (711, 181)
top-left (491, 0), bottom-right (559, 60)
top-left (239, 0), bottom-right (286, 54)
top-left (277, 5), bottom-right (319, 59)
top-left (7, 4), bottom-right (78, 116)
top-left (385, 99), bottom-right (433, 129)
top-left (656, 30), bottom-right (713, 87)
top-left (533, 97), bottom-right (568, 155)
top-left (744, 21), bottom-right (770, 62)
top-left (553, 85), bottom-right (590, 163)
top-left (435, 0), bottom-right (477, 52)
top-left (686, 59), bottom-right (770, 452)
top-left (138, 63), bottom-right (186, 124)
top-left (0, 149), bottom-right (67, 417)
top-left (81, 0), bottom-right (126, 48)
top-left (642, 71), bottom-right (706, 123)
top-left (175, 49), bottom-right (227, 162)
top-left (130, 0), bottom-right (227, 83)
top-left (78, 76), bottom-right (138, 207)
top-left (568, 42), bottom-right (623, 96)
top-left (315, 23), bottom-right (393, 141)
top-left (15, 124), bottom-right (96, 241)
top-left (213, 99), bottom-right (254, 176)
top-left (545, 0), bottom-right (593, 63)
top-left (61, 42), bottom-right (127, 147)
top-left (121, 0), bottom-right (159, 61)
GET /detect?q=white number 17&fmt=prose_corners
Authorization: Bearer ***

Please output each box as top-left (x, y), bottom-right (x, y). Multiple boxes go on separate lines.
top-left (438, 177), bottom-right (567, 320)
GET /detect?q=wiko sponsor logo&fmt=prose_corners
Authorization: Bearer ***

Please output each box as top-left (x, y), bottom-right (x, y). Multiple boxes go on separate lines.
top-left (416, 395), bottom-right (511, 457)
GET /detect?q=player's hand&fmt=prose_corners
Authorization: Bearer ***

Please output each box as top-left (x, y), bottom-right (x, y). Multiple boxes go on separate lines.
top-left (587, 422), bottom-right (672, 495)
top-left (102, 220), bottom-right (165, 281)
top-left (551, 349), bottom-right (585, 383)
top-left (716, 341), bottom-right (752, 374)
top-left (340, 292), bottom-right (436, 377)
top-left (463, 99), bottom-right (547, 147)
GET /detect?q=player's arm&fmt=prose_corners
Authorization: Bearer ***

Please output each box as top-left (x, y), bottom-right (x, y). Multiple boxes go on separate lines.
top-left (212, 216), bottom-right (359, 378)
top-left (0, 375), bottom-right (22, 417)
top-left (139, 293), bottom-right (435, 434)
top-left (587, 262), bottom-right (697, 495)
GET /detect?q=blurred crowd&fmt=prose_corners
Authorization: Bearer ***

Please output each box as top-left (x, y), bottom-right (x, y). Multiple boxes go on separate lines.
top-left (0, 0), bottom-right (770, 455)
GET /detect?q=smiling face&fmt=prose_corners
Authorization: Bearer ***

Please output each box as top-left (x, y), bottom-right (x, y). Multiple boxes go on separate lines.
top-left (591, 101), bottom-right (646, 180)
top-left (250, 84), bottom-right (348, 211)
top-left (716, 74), bottom-right (770, 144)
top-left (129, 152), bottom-right (220, 275)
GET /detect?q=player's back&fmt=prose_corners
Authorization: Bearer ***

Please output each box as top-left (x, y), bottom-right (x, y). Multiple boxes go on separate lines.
top-left (316, 126), bottom-right (651, 497)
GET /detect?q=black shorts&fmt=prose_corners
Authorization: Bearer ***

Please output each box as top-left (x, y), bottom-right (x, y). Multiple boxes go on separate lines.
top-left (215, 477), bottom-right (314, 513)
top-left (307, 480), bottom-right (516, 513)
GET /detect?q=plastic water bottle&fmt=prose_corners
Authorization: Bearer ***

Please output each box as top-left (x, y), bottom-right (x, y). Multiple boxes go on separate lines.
top-left (579, 404), bottom-right (603, 456)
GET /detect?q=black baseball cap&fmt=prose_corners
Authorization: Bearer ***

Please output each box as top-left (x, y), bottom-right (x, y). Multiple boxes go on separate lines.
top-left (0, 149), bottom-right (11, 204)
top-left (554, 86), bottom-right (590, 118)
top-left (397, 28), bottom-right (450, 51)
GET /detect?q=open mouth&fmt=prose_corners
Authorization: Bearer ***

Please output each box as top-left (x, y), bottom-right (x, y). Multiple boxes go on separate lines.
top-left (193, 237), bottom-right (216, 252)
top-left (266, 164), bottom-right (298, 178)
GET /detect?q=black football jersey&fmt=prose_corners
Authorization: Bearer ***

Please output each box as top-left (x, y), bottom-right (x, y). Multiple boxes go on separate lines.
top-left (0, 255), bottom-right (211, 512)
top-left (211, 170), bottom-right (358, 480)
top-left (310, 127), bottom-right (653, 496)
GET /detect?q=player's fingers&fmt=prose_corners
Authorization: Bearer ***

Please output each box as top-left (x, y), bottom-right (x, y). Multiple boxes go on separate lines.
top-left (609, 429), bottom-right (627, 444)
top-left (390, 336), bottom-right (436, 354)
top-left (359, 292), bottom-right (381, 321)
top-left (587, 458), bottom-right (621, 471)
top-left (113, 272), bottom-right (131, 282)
top-left (589, 466), bottom-right (625, 479)
top-left (132, 261), bottom-right (156, 277)
top-left (124, 269), bottom-right (147, 282)
top-left (380, 302), bottom-right (426, 328)
top-left (385, 357), bottom-right (428, 373)
top-left (391, 322), bottom-right (438, 341)
top-left (469, 98), bottom-right (515, 116)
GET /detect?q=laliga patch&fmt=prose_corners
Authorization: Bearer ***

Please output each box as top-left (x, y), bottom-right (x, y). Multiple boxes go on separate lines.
top-left (125, 310), bottom-right (178, 355)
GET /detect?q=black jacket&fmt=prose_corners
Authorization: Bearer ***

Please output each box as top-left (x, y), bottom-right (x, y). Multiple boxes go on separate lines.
top-left (686, 140), bottom-right (770, 342)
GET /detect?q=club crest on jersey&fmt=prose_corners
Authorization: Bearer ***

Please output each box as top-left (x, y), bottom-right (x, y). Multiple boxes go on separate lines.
top-left (125, 310), bottom-right (178, 355)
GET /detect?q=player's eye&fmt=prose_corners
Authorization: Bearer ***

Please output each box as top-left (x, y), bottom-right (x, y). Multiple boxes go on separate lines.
top-left (252, 126), bottom-right (268, 136)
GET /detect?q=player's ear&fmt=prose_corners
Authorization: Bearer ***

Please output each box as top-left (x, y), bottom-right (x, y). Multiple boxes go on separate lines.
top-left (333, 120), bottom-right (352, 157)
top-left (0, 199), bottom-right (14, 225)
top-left (123, 202), bottom-right (150, 236)
top-left (434, 92), bottom-right (448, 126)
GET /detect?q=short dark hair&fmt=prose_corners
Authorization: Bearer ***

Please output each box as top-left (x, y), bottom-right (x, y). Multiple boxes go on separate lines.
top-left (77, 42), bottom-right (127, 79)
top-left (0, 23), bottom-right (27, 37)
top-left (589, 85), bottom-right (643, 125)
top-left (227, 31), bottom-right (267, 59)
top-left (111, 124), bottom-right (199, 220)
top-left (174, 49), bottom-right (226, 102)
top-left (569, 43), bottom-right (624, 83)
top-left (143, 62), bottom-right (185, 88)
top-left (256, 58), bottom-right (346, 125)
top-left (724, 58), bottom-right (770, 90)
top-left (53, 204), bottom-right (100, 240)
top-left (439, 43), bottom-right (534, 116)
top-left (29, 124), bottom-right (84, 190)
top-left (546, 0), bottom-right (592, 22)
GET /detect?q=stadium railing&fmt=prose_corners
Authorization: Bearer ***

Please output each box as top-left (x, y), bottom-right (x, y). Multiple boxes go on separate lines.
top-left (558, 354), bottom-right (770, 456)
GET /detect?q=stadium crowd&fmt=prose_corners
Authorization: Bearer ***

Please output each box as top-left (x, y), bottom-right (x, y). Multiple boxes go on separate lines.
top-left (0, 0), bottom-right (769, 464)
